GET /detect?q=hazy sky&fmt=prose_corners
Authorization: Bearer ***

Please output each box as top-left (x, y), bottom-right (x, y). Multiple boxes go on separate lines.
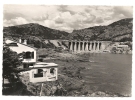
top-left (3, 5), bottom-right (133, 32)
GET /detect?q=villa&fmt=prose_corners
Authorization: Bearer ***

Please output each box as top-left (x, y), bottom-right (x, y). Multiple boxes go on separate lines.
top-left (4, 38), bottom-right (37, 68)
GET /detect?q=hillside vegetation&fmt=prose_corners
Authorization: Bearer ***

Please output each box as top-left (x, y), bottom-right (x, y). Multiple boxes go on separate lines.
top-left (4, 23), bottom-right (69, 39)
top-left (3, 18), bottom-right (133, 48)
top-left (68, 18), bottom-right (133, 42)
top-left (3, 23), bottom-right (69, 48)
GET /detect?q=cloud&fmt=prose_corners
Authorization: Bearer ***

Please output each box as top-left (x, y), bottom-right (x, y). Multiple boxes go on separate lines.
top-left (113, 6), bottom-right (133, 18)
top-left (44, 20), bottom-right (56, 28)
top-left (104, 16), bottom-right (112, 20)
top-left (32, 14), bottom-right (49, 21)
top-left (83, 14), bottom-right (96, 24)
top-left (60, 12), bottom-right (72, 20)
top-left (95, 17), bottom-right (104, 23)
top-left (4, 17), bottom-right (28, 26)
top-left (3, 5), bottom-right (133, 32)
top-left (57, 5), bottom-right (88, 15)
top-left (55, 17), bottom-right (64, 24)
top-left (3, 5), bottom-right (58, 21)
top-left (57, 5), bottom-right (76, 15)
top-left (3, 12), bottom-right (25, 20)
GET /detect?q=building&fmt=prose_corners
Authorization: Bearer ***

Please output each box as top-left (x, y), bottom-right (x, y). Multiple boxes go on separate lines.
top-left (117, 44), bottom-right (128, 48)
top-left (4, 38), bottom-right (37, 68)
top-left (29, 62), bottom-right (58, 83)
top-left (117, 45), bottom-right (129, 51)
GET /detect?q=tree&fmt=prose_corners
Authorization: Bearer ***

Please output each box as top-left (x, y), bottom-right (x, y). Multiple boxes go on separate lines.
top-left (3, 47), bottom-right (21, 77)
top-left (111, 47), bottom-right (117, 54)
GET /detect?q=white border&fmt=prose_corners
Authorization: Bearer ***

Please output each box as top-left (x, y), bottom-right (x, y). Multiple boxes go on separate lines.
top-left (0, 0), bottom-right (134, 100)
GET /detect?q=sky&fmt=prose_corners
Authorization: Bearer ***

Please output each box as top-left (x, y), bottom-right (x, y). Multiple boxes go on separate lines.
top-left (3, 5), bottom-right (133, 33)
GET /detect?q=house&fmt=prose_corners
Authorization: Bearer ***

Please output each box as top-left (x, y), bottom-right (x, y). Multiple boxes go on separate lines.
top-left (29, 62), bottom-right (58, 83)
top-left (117, 45), bottom-right (129, 51)
top-left (117, 44), bottom-right (128, 48)
top-left (4, 38), bottom-right (37, 68)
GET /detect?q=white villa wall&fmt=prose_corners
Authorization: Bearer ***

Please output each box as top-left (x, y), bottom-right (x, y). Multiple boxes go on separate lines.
top-left (29, 67), bottom-right (58, 83)
top-left (29, 69), bottom-right (47, 83)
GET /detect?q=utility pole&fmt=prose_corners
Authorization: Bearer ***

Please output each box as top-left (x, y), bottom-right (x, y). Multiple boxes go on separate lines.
top-left (40, 83), bottom-right (44, 96)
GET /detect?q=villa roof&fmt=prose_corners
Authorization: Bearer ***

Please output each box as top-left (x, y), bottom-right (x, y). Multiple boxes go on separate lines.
top-left (30, 62), bottom-right (58, 68)
top-left (4, 38), bottom-right (37, 50)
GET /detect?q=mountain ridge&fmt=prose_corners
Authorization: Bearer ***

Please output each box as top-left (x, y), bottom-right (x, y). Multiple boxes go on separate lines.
top-left (3, 18), bottom-right (133, 48)
top-left (3, 23), bottom-right (69, 48)
top-left (68, 18), bottom-right (133, 42)
top-left (4, 23), bottom-right (69, 39)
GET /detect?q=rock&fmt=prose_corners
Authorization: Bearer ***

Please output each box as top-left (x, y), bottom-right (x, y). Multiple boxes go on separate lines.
top-left (97, 91), bottom-right (106, 96)
top-left (91, 93), bottom-right (96, 96)
top-left (54, 89), bottom-right (63, 96)
top-left (105, 94), bottom-right (110, 96)
top-left (51, 86), bottom-right (58, 94)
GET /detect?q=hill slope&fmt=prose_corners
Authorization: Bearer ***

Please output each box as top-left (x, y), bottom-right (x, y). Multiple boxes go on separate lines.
top-left (68, 18), bottom-right (133, 42)
top-left (3, 23), bottom-right (69, 39)
top-left (3, 23), bottom-right (69, 48)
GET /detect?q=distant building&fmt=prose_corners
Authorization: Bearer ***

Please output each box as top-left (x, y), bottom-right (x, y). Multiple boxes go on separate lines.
top-left (117, 44), bottom-right (128, 48)
top-left (29, 62), bottom-right (58, 83)
top-left (117, 45), bottom-right (129, 50)
top-left (4, 38), bottom-right (37, 68)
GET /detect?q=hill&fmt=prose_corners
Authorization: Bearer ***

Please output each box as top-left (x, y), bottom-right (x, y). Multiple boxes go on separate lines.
top-left (3, 23), bottom-right (69, 39)
top-left (68, 18), bottom-right (133, 42)
top-left (3, 23), bottom-right (69, 48)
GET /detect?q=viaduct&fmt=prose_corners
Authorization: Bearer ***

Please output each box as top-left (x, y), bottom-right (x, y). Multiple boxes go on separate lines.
top-left (62, 40), bottom-right (111, 52)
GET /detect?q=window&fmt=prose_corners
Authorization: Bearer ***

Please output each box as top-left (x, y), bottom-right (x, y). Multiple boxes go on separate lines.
top-left (6, 43), bottom-right (18, 47)
top-left (32, 52), bottom-right (34, 58)
top-left (21, 39), bottom-right (24, 43)
top-left (34, 69), bottom-right (43, 78)
top-left (26, 52), bottom-right (31, 59)
top-left (29, 63), bottom-right (33, 66)
top-left (50, 68), bottom-right (55, 74)
top-left (38, 69), bottom-right (43, 73)
top-left (23, 51), bottom-right (34, 59)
